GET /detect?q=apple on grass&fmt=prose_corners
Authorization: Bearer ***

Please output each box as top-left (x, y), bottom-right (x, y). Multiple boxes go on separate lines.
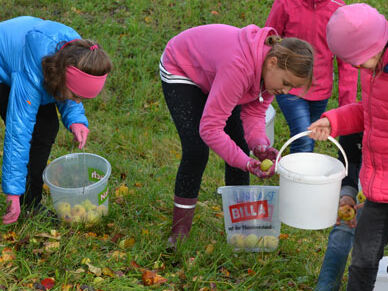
top-left (338, 205), bottom-right (356, 221)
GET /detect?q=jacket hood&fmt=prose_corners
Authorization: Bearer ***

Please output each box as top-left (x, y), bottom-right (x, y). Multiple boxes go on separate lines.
top-left (238, 25), bottom-right (277, 93)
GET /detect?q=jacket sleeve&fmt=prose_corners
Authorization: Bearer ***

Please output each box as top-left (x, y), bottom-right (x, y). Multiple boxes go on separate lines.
top-left (240, 94), bottom-right (273, 148)
top-left (2, 72), bottom-right (40, 195)
top-left (337, 57), bottom-right (359, 107)
top-left (322, 101), bottom-right (364, 138)
top-left (199, 68), bottom-right (252, 171)
top-left (265, 0), bottom-right (288, 36)
top-left (56, 100), bottom-right (88, 129)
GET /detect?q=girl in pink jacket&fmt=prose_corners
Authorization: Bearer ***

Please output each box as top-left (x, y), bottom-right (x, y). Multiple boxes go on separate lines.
top-left (160, 24), bottom-right (314, 245)
top-left (265, 0), bottom-right (358, 153)
top-left (309, 4), bottom-right (388, 290)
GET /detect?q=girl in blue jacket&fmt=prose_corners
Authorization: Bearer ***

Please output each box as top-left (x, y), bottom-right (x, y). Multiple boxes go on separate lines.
top-left (0, 16), bottom-right (112, 224)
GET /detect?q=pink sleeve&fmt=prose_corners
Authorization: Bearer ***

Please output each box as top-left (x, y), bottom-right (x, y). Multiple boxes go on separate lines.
top-left (240, 94), bottom-right (273, 149)
top-left (337, 57), bottom-right (359, 107)
top-left (322, 102), bottom-right (364, 137)
top-left (265, 0), bottom-right (288, 36)
top-left (199, 69), bottom-right (252, 171)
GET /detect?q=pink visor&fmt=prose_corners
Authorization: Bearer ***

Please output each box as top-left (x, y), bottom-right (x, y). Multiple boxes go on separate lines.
top-left (65, 66), bottom-right (107, 99)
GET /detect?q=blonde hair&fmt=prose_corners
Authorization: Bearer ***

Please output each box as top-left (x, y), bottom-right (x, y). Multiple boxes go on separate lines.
top-left (265, 35), bottom-right (314, 90)
top-left (42, 39), bottom-right (112, 101)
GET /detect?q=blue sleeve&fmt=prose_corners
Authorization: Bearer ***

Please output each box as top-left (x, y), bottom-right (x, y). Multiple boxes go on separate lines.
top-left (2, 72), bottom-right (40, 195)
top-left (56, 100), bottom-right (88, 129)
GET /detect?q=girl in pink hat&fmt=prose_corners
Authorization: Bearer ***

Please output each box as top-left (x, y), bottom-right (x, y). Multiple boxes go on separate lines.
top-left (0, 16), bottom-right (112, 224)
top-left (309, 3), bottom-right (388, 290)
top-left (160, 23), bottom-right (314, 246)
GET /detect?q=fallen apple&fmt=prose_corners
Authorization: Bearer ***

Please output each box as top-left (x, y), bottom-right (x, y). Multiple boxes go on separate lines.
top-left (338, 205), bottom-right (356, 221)
top-left (357, 191), bottom-right (366, 203)
top-left (260, 159), bottom-right (273, 172)
top-left (229, 234), bottom-right (245, 248)
top-left (244, 233), bottom-right (259, 248)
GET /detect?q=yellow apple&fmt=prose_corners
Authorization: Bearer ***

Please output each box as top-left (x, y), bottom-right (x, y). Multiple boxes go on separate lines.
top-left (56, 202), bottom-right (71, 215)
top-left (338, 205), bottom-right (356, 221)
top-left (244, 233), bottom-right (259, 248)
top-left (96, 205), bottom-right (108, 216)
top-left (60, 212), bottom-right (72, 224)
top-left (229, 234), bottom-right (245, 248)
top-left (357, 191), bottom-right (366, 203)
top-left (86, 210), bottom-right (100, 225)
top-left (263, 236), bottom-right (279, 249)
top-left (260, 159), bottom-right (273, 172)
top-left (82, 199), bottom-right (97, 211)
top-left (71, 204), bottom-right (86, 218)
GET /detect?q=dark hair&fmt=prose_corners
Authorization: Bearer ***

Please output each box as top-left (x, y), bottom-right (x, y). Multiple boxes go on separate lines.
top-left (42, 39), bottom-right (112, 101)
top-left (265, 35), bottom-right (314, 90)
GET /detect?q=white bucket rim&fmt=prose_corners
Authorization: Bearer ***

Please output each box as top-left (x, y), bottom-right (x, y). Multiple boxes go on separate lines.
top-left (277, 153), bottom-right (346, 184)
top-left (42, 152), bottom-right (111, 194)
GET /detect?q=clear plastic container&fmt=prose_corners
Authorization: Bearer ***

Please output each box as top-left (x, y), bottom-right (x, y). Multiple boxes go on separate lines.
top-left (43, 153), bottom-right (111, 225)
top-left (217, 185), bottom-right (280, 252)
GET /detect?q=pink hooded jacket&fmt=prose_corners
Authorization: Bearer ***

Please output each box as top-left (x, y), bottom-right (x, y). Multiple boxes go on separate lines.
top-left (265, 0), bottom-right (358, 106)
top-left (323, 50), bottom-right (388, 202)
top-left (162, 24), bottom-right (276, 171)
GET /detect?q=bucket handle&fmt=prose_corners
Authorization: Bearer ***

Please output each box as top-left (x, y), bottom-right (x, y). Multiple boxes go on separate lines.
top-left (274, 130), bottom-right (348, 176)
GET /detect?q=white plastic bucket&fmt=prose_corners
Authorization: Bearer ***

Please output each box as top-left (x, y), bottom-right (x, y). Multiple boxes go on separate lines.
top-left (43, 153), bottom-right (111, 224)
top-left (217, 185), bottom-right (280, 252)
top-left (275, 131), bottom-right (348, 230)
top-left (265, 104), bottom-right (276, 147)
top-left (375, 256), bottom-right (388, 291)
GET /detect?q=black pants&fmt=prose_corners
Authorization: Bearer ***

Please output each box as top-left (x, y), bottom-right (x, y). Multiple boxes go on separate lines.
top-left (161, 81), bottom-right (249, 199)
top-left (0, 83), bottom-right (59, 208)
top-left (338, 133), bottom-right (363, 190)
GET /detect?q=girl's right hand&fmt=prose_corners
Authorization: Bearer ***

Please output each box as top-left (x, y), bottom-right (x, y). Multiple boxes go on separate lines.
top-left (246, 158), bottom-right (275, 179)
top-left (308, 117), bottom-right (331, 140)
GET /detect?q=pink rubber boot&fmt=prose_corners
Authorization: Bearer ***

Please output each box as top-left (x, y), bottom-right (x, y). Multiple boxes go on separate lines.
top-left (168, 196), bottom-right (197, 246)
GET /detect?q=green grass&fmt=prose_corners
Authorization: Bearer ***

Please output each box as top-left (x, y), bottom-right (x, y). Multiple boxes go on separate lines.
top-left (0, 0), bottom-right (386, 290)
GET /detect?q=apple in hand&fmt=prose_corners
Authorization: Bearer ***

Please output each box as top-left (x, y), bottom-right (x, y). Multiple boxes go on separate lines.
top-left (338, 205), bottom-right (356, 221)
top-left (357, 191), bottom-right (366, 203)
top-left (260, 159), bottom-right (273, 172)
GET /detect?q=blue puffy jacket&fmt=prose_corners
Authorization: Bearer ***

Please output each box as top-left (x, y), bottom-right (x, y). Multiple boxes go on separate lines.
top-left (0, 16), bottom-right (88, 195)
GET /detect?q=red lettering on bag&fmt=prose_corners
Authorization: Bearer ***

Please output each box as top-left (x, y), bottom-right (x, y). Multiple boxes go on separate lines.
top-left (229, 200), bottom-right (269, 223)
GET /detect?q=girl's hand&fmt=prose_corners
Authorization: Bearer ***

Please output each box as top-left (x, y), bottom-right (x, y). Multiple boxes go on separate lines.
top-left (70, 123), bottom-right (89, 149)
top-left (3, 195), bottom-right (20, 225)
top-left (246, 158), bottom-right (276, 179)
top-left (252, 145), bottom-right (279, 162)
top-left (308, 117), bottom-right (331, 140)
top-left (336, 196), bottom-right (357, 228)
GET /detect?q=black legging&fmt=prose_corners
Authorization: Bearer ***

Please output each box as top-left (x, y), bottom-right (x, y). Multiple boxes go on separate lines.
top-left (338, 133), bottom-right (363, 190)
top-left (0, 83), bottom-right (59, 208)
top-left (162, 81), bottom-right (249, 199)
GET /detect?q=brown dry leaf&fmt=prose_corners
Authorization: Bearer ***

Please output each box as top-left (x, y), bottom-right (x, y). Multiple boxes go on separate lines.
top-left (110, 251), bottom-right (126, 261)
top-left (2, 231), bottom-right (17, 242)
top-left (115, 185), bottom-right (129, 197)
top-left (73, 268), bottom-right (85, 274)
top-left (35, 231), bottom-right (61, 240)
top-left (211, 206), bottom-right (221, 212)
top-left (199, 288), bottom-right (209, 291)
top-left (219, 267), bottom-right (230, 278)
top-left (61, 284), bottom-right (73, 291)
top-left (279, 233), bottom-right (289, 240)
top-left (86, 263), bottom-right (102, 276)
top-left (71, 7), bottom-right (82, 14)
top-left (144, 16), bottom-right (152, 24)
top-left (142, 229), bottom-right (149, 236)
top-left (43, 184), bottom-right (50, 193)
top-left (119, 238), bottom-right (135, 249)
top-left (247, 268), bottom-right (256, 276)
top-left (205, 244), bottom-right (214, 255)
top-left (134, 182), bottom-right (143, 188)
top-left (210, 10), bottom-right (219, 15)
top-left (84, 232), bottom-right (97, 238)
top-left (215, 212), bottom-right (224, 218)
top-left (0, 248), bottom-right (16, 262)
top-left (102, 267), bottom-right (115, 277)
top-left (142, 270), bottom-right (167, 286)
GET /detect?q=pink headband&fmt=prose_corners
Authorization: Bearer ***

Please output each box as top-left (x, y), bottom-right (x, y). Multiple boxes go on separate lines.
top-left (66, 66), bottom-right (107, 99)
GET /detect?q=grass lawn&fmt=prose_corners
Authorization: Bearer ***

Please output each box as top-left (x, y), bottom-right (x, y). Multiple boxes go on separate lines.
top-left (0, 0), bottom-right (386, 290)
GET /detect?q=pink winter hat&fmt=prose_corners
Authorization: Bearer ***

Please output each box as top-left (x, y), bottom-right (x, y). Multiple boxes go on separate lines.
top-left (326, 3), bottom-right (388, 66)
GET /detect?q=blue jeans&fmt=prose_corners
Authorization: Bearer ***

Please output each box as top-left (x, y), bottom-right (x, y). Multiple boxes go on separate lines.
top-left (276, 94), bottom-right (328, 153)
top-left (315, 224), bottom-right (355, 291)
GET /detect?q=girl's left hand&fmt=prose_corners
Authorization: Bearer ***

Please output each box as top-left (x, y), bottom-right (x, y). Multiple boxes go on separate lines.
top-left (308, 117), bottom-right (331, 140)
top-left (70, 123), bottom-right (89, 149)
